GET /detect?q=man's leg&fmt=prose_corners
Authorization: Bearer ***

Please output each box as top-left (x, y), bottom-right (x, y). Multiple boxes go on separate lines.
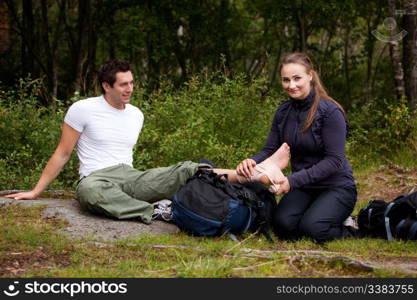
top-left (76, 159), bottom-right (289, 224)
top-left (76, 165), bottom-right (154, 224)
top-left (122, 159), bottom-right (283, 203)
top-left (75, 161), bottom-right (261, 224)
top-left (123, 161), bottom-right (209, 203)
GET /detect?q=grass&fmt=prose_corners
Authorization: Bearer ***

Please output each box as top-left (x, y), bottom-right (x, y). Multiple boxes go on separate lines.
top-left (1, 151), bottom-right (417, 278)
top-left (1, 206), bottom-right (416, 278)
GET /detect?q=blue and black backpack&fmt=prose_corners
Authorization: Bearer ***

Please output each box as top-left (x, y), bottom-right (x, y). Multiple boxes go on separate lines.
top-left (171, 169), bottom-right (277, 240)
top-left (358, 191), bottom-right (417, 240)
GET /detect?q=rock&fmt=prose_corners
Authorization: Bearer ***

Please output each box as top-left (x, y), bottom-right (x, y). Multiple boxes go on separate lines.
top-left (0, 191), bottom-right (180, 241)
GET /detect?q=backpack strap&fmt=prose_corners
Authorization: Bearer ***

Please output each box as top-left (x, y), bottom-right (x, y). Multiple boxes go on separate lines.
top-left (408, 221), bottom-right (417, 240)
top-left (391, 216), bottom-right (417, 240)
top-left (367, 208), bottom-right (373, 229)
top-left (242, 206), bottom-right (253, 233)
top-left (254, 200), bottom-right (274, 242)
top-left (384, 202), bottom-right (396, 241)
top-left (393, 194), bottom-right (407, 202)
top-left (395, 219), bottom-right (407, 236)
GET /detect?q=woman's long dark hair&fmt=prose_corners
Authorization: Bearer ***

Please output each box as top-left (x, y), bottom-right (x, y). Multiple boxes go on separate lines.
top-left (279, 52), bottom-right (345, 131)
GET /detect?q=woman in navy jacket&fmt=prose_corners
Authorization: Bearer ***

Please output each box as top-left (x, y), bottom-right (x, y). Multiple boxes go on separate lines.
top-left (237, 52), bottom-right (357, 243)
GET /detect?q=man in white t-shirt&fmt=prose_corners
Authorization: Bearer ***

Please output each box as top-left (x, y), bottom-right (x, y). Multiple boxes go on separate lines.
top-left (5, 59), bottom-right (275, 224)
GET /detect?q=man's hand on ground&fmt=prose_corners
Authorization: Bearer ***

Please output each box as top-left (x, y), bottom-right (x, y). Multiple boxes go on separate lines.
top-left (4, 191), bottom-right (38, 200)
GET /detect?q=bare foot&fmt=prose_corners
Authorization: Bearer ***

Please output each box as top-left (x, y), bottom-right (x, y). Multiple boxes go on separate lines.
top-left (237, 143), bottom-right (290, 187)
top-left (268, 142), bottom-right (290, 170)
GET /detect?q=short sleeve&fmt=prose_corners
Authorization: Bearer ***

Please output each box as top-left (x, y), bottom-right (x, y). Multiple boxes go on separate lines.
top-left (64, 101), bottom-right (88, 133)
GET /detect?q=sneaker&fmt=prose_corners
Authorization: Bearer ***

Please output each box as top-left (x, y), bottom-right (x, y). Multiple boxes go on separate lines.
top-left (152, 200), bottom-right (173, 222)
top-left (343, 216), bottom-right (358, 229)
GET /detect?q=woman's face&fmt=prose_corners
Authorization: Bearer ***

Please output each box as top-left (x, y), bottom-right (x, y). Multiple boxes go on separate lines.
top-left (280, 63), bottom-right (312, 100)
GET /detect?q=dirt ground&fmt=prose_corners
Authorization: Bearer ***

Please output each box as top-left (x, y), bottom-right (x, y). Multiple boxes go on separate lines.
top-left (355, 164), bottom-right (417, 206)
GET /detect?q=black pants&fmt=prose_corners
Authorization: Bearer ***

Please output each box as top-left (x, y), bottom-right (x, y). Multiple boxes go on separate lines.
top-left (273, 186), bottom-right (358, 243)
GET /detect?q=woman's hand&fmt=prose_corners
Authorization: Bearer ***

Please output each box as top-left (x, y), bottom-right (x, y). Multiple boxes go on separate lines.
top-left (236, 158), bottom-right (257, 177)
top-left (273, 177), bottom-right (291, 195)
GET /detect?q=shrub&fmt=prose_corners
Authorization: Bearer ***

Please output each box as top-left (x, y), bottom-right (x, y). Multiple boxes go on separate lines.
top-left (1, 74), bottom-right (283, 190)
top-left (2, 75), bottom-right (416, 191)
top-left (347, 97), bottom-right (417, 167)
top-left (0, 79), bottom-right (79, 190)
top-left (131, 73), bottom-right (283, 169)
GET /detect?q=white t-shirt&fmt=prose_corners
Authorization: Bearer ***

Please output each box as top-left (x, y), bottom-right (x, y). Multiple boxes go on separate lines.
top-left (64, 96), bottom-right (144, 177)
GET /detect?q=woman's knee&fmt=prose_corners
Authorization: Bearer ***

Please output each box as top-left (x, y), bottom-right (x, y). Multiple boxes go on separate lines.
top-left (298, 217), bottom-right (332, 243)
top-left (273, 209), bottom-right (300, 238)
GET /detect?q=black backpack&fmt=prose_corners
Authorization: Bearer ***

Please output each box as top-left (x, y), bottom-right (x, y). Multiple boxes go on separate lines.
top-left (358, 192), bottom-right (417, 240)
top-left (171, 169), bottom-right (277, 240)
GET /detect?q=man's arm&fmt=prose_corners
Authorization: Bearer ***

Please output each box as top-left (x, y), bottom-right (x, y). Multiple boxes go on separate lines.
top-left (5, 123), bottom-right (81, 200)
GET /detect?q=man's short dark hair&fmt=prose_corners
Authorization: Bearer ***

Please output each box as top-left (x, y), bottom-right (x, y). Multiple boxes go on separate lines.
top-left (98, 59), bottom-right (131, 94)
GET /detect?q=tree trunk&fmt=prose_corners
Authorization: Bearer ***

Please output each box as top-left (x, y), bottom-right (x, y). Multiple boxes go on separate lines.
top-left (40, 0), bottom-right (65, 100)
top-left (73, 0), bottom-right (90, 94)
top-left (365, 16), bottom-right (374, 101)
top-left (108, 9), bottom-right (116, 59)
top-left (269, 45), bottom-right (282, 90)
top-left (365, 4), bottom-right (382, 101)
top-left (343, 27), bottom-right (352, 105)
top-left (22, 0), bottom-right (35, 76)
top-left (0, 1), bottom-right (10, 54)
top-left (40, 0), bottom-right (54, 100)
top-left (145, 34), bottom-right (160, 93)
top-left (403, 0), bottom-right (417, 113)
top-left (388, 0), bottom-right (405, 99)
top-left (295, 1), bottom-right (307, 52)
top-left (161, 3), bottom-right (188, 83)
top-left (217, 0), bottom-right (232, 71)
top-left (85, 12), bottom-right (98, 95)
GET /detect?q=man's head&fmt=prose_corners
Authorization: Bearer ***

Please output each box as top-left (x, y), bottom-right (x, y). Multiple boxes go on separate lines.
top-left (98, 59), bottom-right (134, 109)
top-left (98, 59), bottom-right (132, 94)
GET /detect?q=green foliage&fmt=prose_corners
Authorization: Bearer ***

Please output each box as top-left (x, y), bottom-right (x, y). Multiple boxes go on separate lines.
top-left (132, 73), bottom-right (282, 169)
top-left (0, 74), bottom-right (283, 190)
top-left (346, 96), bottom-right (417, 171)
top-left (348, 97), bottom-right (417, 167)
top-left (2, 75), bottom-right (417, 191)
top-left (0, 79), bottom-right (79, 190)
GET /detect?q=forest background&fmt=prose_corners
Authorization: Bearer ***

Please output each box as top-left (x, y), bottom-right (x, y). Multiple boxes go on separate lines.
top-left (0, 0), bottom-right (417, 191)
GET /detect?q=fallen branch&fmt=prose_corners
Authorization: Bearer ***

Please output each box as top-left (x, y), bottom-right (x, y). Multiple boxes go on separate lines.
top-left (288, 254), bottom-right (375, 272)
top-left (135, 244), bottom-right (341, 257)
top-left (240, 248), bottom-right (339, 255)
top-left (383, 158), bottom-right (414, 174)
top-left (224, 229), bottom-right (260, 255)
top-left (127, 244), bottom-right (204, 252)
top-left (144, 266), bottom-right (178, 274)
top-left (227, 253), bottom-right (273, 259)
top-left (232, 261), bottom-right (274, 272)
top-left (228, 252), bottom-right (375, 273)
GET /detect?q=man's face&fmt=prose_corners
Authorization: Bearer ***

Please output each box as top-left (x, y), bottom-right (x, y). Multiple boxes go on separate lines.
top-left (103, 71), bottom-right (134, 109)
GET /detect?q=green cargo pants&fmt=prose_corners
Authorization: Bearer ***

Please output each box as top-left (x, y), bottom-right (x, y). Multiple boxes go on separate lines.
top-left (76, 161), bottom-right (209, 224)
